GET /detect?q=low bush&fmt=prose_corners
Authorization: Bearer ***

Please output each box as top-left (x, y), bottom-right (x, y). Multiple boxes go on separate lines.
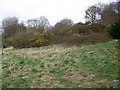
top-left (48, 32), bottom-right (112, 46)
top-left (71, 22), bottom-right (108, 35)
top-left (71, 24), bottom-right (89, 34)
top-left (90, 22), bottom-right (108, 32)
top-left (29, 34), bottom-right (48, 47)
top-left (52, 26), bottom-right (72, 36)
top-left (3, 32), bottom-right (51, 48)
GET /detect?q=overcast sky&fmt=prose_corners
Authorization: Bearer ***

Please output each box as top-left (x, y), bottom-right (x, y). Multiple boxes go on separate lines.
top-left (0, 0), bottom-right (116, 25)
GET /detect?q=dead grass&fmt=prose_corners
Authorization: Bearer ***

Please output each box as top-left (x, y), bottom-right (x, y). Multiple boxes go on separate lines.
top-left (2, 40), bottom-right (118, 88)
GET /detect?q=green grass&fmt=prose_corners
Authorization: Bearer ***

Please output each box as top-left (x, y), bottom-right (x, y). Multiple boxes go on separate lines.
top-left (2, 40), bottom-right (119, 88)
top-left (0, 47), bottom-right (2, 89)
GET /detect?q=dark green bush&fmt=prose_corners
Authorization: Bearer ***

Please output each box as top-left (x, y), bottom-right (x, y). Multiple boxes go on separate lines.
top-left (108, 20), bottom-right (120, 39)
top-left (3, 40), bottom-right (10, 48)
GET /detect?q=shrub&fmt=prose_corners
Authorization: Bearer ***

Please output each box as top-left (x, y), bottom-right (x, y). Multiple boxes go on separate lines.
top-left (39, 32), bottom-right (51, 39)
top-left (71, 24), bottom-right (92, 34)
top-left (58, 27), bottom-right (73, 36)
top-left (5, 36), bottom-right (30, 48)
top-left (108, 20), bottom-right (120, 39)
top-left (29, 34), bottom-right (48, 47)
top-left (70, 22), bottom-right (108, 35)
top-left (3, 38), bottom-right (16, 48)
top-left (89, 22), bottom-right (108, 32)
top-left (52, 26), bottom-right (71, 36)
top-left (3, 32), bottom-right (51, 48)
top-left (3, 40), bottom-right (10, 48)
top-left (48, 32), bottom-right (111, 46)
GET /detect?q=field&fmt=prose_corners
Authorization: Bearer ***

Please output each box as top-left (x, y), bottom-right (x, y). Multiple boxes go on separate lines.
top-left (2, 40), bottom-right (119, 88)
top-left (0, 48), bottom-right (2, 89)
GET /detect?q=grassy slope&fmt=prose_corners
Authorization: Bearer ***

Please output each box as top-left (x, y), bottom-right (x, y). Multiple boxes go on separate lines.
top-left (2, 40), bottom-right (118, 88)
top-left (0, 53), bottom-right (2, 89)
top-left (0, 57), bottom-right (1, 89)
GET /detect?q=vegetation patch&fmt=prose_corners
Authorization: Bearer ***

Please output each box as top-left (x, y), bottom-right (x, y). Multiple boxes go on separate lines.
top-left (2, 40), bottom-right (119, 88)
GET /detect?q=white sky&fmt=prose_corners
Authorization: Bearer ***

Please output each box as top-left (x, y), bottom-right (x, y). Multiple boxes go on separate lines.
top-left (0, 0), bottom-right (115, 25)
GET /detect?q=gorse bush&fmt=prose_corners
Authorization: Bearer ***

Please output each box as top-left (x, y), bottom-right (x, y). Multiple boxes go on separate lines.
top-left (3, 36), bottom-right (31, 48)
top-left (3, 32), bottom-right (50, 48)
top-left (70, 22), bottom-right (107, 35)
top-left (29, 34), bottom-right (49, 47)
top-left (90, 22), bottom-right (108, 32)
top-left (108, 20), bottom-right (120, 39)
top-left (2, 20), bottom-right (111, 48)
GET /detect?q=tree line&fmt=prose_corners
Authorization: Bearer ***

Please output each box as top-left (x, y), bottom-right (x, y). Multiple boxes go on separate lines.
top-left (1, 1), bottom-right (120, 48)
top-left (85, 2), bottom-right (119, 23)
top-left (2, 2), bottom-right (119, 38)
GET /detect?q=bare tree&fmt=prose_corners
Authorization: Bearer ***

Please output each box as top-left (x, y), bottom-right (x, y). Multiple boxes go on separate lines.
top-left (2, 17), bottom-right (18, 38)
top-left (85, 2), bottom-right (119, 24)
top-left (54, 18), bottom-right (73, 30)
top-left (118, 1), bottom-right (120, 19)
top-left (95, 2), bottom-right (106, 17)
top-left (101, 2), bottom-right (118, 23)
top-left (27, 16), bottom-right (50, 32)
top-left (38, 16), bottom-right (50, 29)
top-left (27, 19), bottom-right (38, 28)
top-left (85, 5), bottom-right (100, 23)
top-left (59, 18), bottom-right (74, 26)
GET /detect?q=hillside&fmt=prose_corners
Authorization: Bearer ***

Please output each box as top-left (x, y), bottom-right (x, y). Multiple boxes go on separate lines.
top-left (2, 40), bottom-right (118, 88)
